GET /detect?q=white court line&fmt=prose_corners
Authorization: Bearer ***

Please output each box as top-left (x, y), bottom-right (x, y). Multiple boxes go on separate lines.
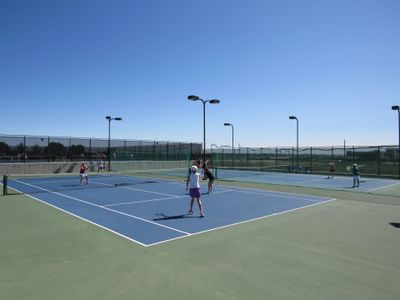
top-left (13, 179), bottom-right (191, 237)
top-left (92, 180), bottom-right (179, 197)
top-left (104, 189), bottom-right (234, 207)
top-left (10, 178), bottom-right (334, 247)
top-left (232, 189), bottom-right (326, 203)
top-left (104, 195), bottom-right (186, 207)
top-left (8, 184), bottom-right (149, 247)
top-left (147, 198), bottom-right (337, 247)
top-left (217, 184), bottom-right (331, 201)
top-left (366, 181), bottom-right (400, 192)
top-left (292, 178), bottom-right (335, 185)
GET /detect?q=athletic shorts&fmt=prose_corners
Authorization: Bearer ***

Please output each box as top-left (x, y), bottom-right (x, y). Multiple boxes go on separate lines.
top-left (189, 188), bottom-right (201, 198)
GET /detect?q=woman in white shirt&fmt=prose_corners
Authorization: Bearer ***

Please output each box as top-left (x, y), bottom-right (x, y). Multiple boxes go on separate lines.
top-left (185, 166), bottom-right (205, 217)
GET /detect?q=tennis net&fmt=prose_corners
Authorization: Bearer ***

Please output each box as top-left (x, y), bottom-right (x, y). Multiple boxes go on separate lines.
top-left (214, 165), bottom-right (290, 180)
top-left (2, 168), bottom-right (189, 196)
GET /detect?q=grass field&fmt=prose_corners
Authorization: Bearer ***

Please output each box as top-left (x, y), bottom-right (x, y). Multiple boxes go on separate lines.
top-left (1, 178), bottom-right (400, 300)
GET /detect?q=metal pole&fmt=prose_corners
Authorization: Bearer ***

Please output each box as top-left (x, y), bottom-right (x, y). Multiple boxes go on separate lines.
top-left (378, 146), bottom-right (381, 176)
top-left (391, 106), bottom-right (400, 178)
top-left (232, 125), bottom-right (234, 167)
top-left (296, 119), bottom-right (299, 169)
top-left (108, 119), bottom-right (111, 171)
top-left (89, 138), bottom-right (92, 163)
top-left (398, 110), bottom-right (400, 178)
top-left (289, 116), bottom-right (299, 170)
top-left (188, 96), bottom-right (220, 167)
top-left (3, 175), bottom-right (8, 195)
top-left (23, 136), bottom-right (26, 163)
top-left (203, 100), bottom-right (206, 166)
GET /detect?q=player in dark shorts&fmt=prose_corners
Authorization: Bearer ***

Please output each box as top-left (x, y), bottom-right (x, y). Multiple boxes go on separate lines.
top-left (204, 167), bottom-right (215, 193)
top-left (327, 162), bottom-right (336, 179)
top-left (352, 163), bottom-right (360, 187)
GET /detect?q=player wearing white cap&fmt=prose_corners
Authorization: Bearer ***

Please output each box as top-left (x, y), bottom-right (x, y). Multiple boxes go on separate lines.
top-left (185, 165), bottom-right (205, 217)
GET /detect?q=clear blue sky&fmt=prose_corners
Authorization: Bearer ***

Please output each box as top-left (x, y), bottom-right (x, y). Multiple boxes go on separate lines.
top-left (1, 0), bottom-right (399, 147)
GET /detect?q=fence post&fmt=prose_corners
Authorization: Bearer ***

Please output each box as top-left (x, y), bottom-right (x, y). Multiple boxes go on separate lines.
top-left (23, 136), bottom-right (26, 163)
top-left (89, 138), bottom-right (92, 162)
top-left (397, 147), bottom-right (400, 178)
top-left (377, 146), bottom-right (380, 176)
top-left (310, 147), bottom-right (313, 173)
top-left (68, 137), bottom-right (71, 162)
top-left (47, 137), bottom-right (50, 162)
top-left (167, 142), bottom-right (169, 161)
top-left (292, 147), bottom-right (295, 171)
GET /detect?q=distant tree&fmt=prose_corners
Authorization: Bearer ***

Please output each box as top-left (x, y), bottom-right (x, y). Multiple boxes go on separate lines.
top-left (46, 142), bottom-right (66, 161)
top-left (0, 142), bottom-right (10, 153)
top-left (31, 144), bottom-right (43, 155)
top-left (17, 143), bottom-right (25, 153)
top-left (70, 144), bottom-right (85, 158)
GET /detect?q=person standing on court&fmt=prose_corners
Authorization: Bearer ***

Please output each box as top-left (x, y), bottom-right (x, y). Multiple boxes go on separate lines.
top-left (185, 165), bottom-right (205, 217)
top-left (80, 161), bottom-right (89, 185)
top-left (97, 158), bottom-right (105, 174)
top-left (203, 166), bottom-right (215, 193)
top-left (188, 159), bottom-right (202, 176)
top-left (352, 163), bottom-right (360, 188)
top-left (327, 162), bottom-right (336, 179)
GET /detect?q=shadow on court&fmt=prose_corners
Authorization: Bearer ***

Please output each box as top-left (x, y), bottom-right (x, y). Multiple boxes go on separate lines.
top-left (153, 213), bottom-right (200, 221)
top-left (389, 222), bottom-right (400, 228)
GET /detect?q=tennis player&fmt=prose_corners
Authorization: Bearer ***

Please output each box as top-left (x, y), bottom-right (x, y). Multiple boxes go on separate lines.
top-left (97, 159), bottom-right (105, 174)
top-left (352, 163), bottom-right (360, 188)
top-left (185, 165), bottom-right (205, 217)
top-left (327, 162), bottom-right (336, 179)
top-left (187, 159), bottom-right (203, 177)
top-left (80, 161), bottom-right (89, 185)
top-left (203, 166), bottom-right (215, 193)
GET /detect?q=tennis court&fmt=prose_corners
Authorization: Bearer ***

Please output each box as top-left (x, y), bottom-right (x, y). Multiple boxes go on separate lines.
top-left (1, 170), bottom-right (399, 300)
top-left (220, 169), bottom-right (400, 191)
top-left (3, 173), bottom-right (333, 246)
top-left (164, 167), bottom-right (400, 192)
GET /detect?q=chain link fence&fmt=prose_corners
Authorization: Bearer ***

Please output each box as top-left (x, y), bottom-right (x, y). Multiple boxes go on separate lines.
top-left (0, 134), bottom-right (201, 163)
top-left (1, 134), bottom-right (398, 178)
top-left (210, 146), bottom-right (400, 178)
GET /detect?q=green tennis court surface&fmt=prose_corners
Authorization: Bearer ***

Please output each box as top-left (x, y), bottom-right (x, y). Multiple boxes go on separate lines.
top-left (1, 177), bottom-right (399, 299)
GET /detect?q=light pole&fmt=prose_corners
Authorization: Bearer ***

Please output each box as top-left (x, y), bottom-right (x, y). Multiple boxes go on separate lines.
top-left (289, 115), bottom-right (299, 170)
top-left (188, 95), bottom-right (220, 166)
top-left (106, 116), bottom-right (122, 171)
top-left (392, 105), bottom-right (400, 177)
top-left (224, 123), bottom-right (235, 167)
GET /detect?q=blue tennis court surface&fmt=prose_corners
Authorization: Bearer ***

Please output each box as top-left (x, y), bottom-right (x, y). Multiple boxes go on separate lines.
top-left (6, 174), bottom-right (334, 247)
top-left (213, 169), bottom-right (400, 192)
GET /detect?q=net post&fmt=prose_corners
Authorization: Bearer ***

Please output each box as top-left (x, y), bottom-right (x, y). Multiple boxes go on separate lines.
top-left (3, 175), bottom-right (7, 195)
